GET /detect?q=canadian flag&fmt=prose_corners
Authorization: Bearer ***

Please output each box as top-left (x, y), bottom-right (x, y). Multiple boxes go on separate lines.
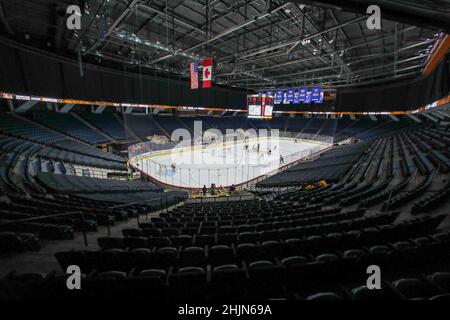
top-left (202, 58), bottom-right (212, 88)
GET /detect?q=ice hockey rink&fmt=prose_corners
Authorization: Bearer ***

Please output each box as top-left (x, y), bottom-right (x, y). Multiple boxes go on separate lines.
top-left (132, 137), bottom-right (330, 188)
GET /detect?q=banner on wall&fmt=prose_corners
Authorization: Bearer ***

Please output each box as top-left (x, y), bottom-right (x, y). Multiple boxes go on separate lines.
top-left (304, 91), bottom-right (312, 104)
top-left (275, 90), bottom-right (284, 104)
top-left (311, 87), bottom-right (322, 102)
top-left (286, 88), bottom-right (295, 103)
top-left (299, 88), bottom-right (308, 102)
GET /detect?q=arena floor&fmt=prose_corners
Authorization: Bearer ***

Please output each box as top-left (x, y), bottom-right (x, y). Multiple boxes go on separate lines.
top-left (133, 137), bottom-right (330, 188)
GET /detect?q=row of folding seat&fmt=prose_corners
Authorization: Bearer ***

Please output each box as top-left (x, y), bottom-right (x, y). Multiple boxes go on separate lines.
top-left (177, 203), bottom-right (327, 216)
top-left (305, 183), bottom-right (357, 204)
top-left (0, 189), bottom-right (150, 251)
top-left (3, 262), bottom-right (449, 300)
top-left (52, 233), bottom-right (450, 300)
top-left (0, 189), bottom-right (154, 244)
top-left (5, 194), bottom-right (133, 223)
top-left (360, 176), bottom-right (411, 208)
top-left (324, 181), bottom-right (374, 205)
top-left (1, 204), bottom-right (115, 228)
top-left (103, 212), bottom-right (409, 249)
top-left (0, 231), bottom-right (41, 253)
top-left (90, 218), bottom-right (447, 270)
top-left (280, 239), bottom-right (450, 297)
top-left (168, 202), bottom-right (302, 215)
top-left (143, 208), bottom-right (358, 230)
top-left (382, 174), bottom-right (432, 211)
top-left (256, 164), bottom-right (352, 187)
top-left (411, 131), bottom-right (450, 168)
top-left (411, 180), bottom-right (450, 214)
top-left (0, 221), bottom-right (75, 240)
top-left (135, 209), bottom-right (364, 235)
top-left (180, 202), bottom-right (271, 210)
top-left (318, 272), bottom-right (450, 300)
top-left (159, 206), bottom-right (329, 222)
top-left (7, 193), bottom-right (130, 216)
top-left (340, 178), bottom-right (392, 206)
top-left (37, 171), bottom-right (163, 193)
top-left (274, 184), bottom-right (336, 201)
top-left (38, 145), bottom-right (126, 170)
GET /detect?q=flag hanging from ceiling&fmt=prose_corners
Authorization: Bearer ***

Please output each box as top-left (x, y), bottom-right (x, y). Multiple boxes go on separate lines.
top-left (202, 58), bottom-right (212, 88)
top-left (190, 62), bottom-right (199, 90)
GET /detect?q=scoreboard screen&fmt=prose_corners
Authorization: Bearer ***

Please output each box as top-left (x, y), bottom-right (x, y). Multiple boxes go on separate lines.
top-left (247, 94), bottom-right (274, 119)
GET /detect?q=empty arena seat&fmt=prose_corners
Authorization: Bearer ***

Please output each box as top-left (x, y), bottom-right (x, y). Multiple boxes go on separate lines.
top-left (129, 249), bottom-right (153, 272)
top-left (217, 233), bottom-right (238, 245)
top-left (97, 271), bottom-right (127, 280)
top-left (153, 247), bottom-right (178, 270)
top-left (210, 266), bottom-right (247, 300)
top-left (248, 262), bottom-right (286, 298)
top-left (172, 235), bottom-right (193, 248)
top-left (97, 237), bottom-right (125, 250)
top-left (193, 234), bottom-right (216, 247)
top-left (392, 278), bottom-right (440, 299)
top-left (141, 228), bottom-right (162, 237)
top-left (208, 245), bottom-right (235, 266)
top-left (138, 269), bottom-right (166, 279)
top-left (124, 236), bottom-right (148, 249)
top-left (169, 267), bottom-right (206, 300)
top-left (122, 228), bottom-right (142, 237)
top-left (148, 236), bottom-right (171, 249)
top-left (306, 292), bottom-right (344, 300)
top-left (236, 243), bottom-right (261, 263)
top-left (238, 231), bottom-right (260, 244)
top-left (428, 272), bottom-right (450, 292)
top-left (179, 247), bottom-right (207, 267)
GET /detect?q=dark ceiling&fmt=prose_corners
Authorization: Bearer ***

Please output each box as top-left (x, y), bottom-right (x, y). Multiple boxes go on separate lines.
top-left (0, 0), bottom-right (449, 93)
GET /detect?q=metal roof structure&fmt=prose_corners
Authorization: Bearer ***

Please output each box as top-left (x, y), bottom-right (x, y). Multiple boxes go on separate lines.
top-left (0, 0), bottom-right (449, 92)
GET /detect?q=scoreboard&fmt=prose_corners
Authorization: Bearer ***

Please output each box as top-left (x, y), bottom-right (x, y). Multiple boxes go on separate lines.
top-left (247, 94), bottom-right (275, 119)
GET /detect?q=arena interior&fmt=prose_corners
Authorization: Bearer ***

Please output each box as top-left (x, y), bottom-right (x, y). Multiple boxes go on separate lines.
top-left (0, 0), bottom-right (450, 303)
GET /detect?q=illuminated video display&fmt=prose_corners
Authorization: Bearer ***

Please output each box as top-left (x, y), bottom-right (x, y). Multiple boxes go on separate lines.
top-left (247, 94), bottom-right (275, 119)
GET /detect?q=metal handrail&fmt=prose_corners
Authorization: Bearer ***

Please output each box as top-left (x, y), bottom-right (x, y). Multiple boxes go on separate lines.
top-left (0, 194), bottom-right (180, 246)
top-left (0, 210), bottom-right (84, 226)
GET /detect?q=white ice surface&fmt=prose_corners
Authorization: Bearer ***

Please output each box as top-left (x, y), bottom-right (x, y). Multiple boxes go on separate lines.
top-left (135, 137), bottom-right (328, 188)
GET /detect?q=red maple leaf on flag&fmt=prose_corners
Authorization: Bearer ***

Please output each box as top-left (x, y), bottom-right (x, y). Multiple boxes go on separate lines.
top-left (204, 68), bottom-right (210, 79)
